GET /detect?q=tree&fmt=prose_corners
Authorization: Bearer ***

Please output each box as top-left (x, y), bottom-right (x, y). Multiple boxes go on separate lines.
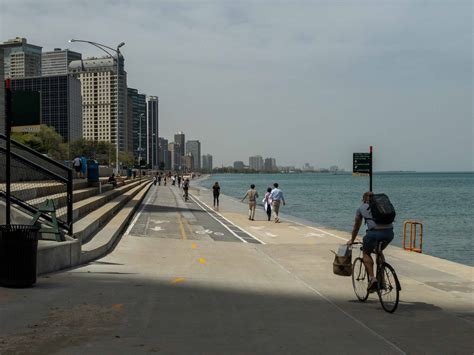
top-left (11, 125), bottom-right (68, 160)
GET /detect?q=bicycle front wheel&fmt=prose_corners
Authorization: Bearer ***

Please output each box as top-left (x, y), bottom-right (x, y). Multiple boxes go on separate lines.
top-left (377, 263), bottom-right (400, 313)
top-left (352, 257), bottom-right (369, 302)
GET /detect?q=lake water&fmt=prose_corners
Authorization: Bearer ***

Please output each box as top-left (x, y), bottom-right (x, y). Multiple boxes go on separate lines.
top-left (199, 172), bottom-right (473, 266)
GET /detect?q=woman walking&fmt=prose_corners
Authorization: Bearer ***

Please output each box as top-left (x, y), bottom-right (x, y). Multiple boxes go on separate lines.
top-left (263, 187), bottom-right (272, 221)
top-left (212, 182), bottom-right (220, 208)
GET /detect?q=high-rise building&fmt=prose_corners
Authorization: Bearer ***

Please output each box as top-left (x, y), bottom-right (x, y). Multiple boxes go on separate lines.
top-left (168, 142), bottom-right (180, 171)
top-left (186, 140), bottom-right (201, 170)
top-left (11, 75), bottom-right (82, 142)
top-left (264, 157), bottom-right (277, 172)
top-left (234, 161), bottom-right (245, 170)
top-left (0, 48), bottom-right (4, 134)
top-left (69, 55), bottom-right (129, 153)
top-left (127, 88), bottom-right (147, 163)
top-left (42, 48), bottom-right (81, 76)
top-left (0, 37), bottom-right (42, 79)
top-left (182, 153), bottom-right (194, 171)
top-left (249, 155), bottom-right (264, 170)
top-left (202, 154), bottom-right (213, 172)
top-left (174, 131), bottom-right (185, 156)
top-left (147, 96), bottom-right (159, 169)
top-left (158, 137), bottom-right (169, 170)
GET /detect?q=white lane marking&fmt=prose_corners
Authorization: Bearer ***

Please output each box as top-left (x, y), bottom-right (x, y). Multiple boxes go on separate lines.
top-left (250, 226), bottom-right (264, 230)
top-left (289, 226), bottom-right (300, 230)
top-left (150, 219), bottom-right (170, 224)
top-left (189, 195), bottom-right (248, 243)
top-left (214, 232), bottom-right (224, 236)
top-left (190, 194), bottom-right (266, 245)
top-left (304, 232), bottom-right (325, 238)
top-left (150, 226), bottom-right (164, 232)
top-left (289, 220), bottom-right (347, 241)
top-left (265, 232), bottom-right (277, 237)
top-left (259, 250), bottom-right (406, 355)
top-left (123, 185), bottom-right (154, 237)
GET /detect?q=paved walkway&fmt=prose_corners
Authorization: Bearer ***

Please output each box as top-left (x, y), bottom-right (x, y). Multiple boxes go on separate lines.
top-left (0, 184), bottom-right (472, 354)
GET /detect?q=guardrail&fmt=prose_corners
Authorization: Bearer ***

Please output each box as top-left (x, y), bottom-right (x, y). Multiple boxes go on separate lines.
top-left (403, 220), bottom-right (423, 253)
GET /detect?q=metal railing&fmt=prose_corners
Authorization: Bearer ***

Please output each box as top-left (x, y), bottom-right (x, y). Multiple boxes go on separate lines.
top-left (0, 134), bottom-right (73, 236)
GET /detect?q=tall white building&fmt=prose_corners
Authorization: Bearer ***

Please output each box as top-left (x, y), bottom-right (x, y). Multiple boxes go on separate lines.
top-left (249, 155), bottom-right (264, 170)
top-left (69, 56), bottom-right (130, 153)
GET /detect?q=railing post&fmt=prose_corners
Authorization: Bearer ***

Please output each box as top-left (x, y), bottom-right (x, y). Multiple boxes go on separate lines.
top-left (67, 169), bottom-right (73, 236)
top-left (5, 79), bottom-right (12, 226)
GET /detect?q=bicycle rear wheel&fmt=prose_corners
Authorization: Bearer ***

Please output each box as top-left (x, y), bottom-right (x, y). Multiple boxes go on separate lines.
top-left (352, 257), bottom-right (369, 302)
top-left (377, 263), bottom-right (400, 313)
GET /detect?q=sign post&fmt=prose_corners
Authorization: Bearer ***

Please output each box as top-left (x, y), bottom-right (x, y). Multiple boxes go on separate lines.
top-left (353, 146), bottom-right (373, 192)
top-left (5, 80), bottom-right (11, 225)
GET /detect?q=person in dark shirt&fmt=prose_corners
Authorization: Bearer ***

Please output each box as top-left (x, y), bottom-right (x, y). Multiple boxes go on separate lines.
top-left (212, 182), bottom-right (220, 208)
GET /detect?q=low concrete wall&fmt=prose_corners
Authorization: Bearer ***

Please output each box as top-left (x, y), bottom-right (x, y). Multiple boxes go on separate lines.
top-left (37, 239), bottom-right (81, 275)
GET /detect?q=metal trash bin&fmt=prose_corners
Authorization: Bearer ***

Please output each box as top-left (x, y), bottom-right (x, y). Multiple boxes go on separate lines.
top-left (87, 160), bottom-right (99, 183)
top-left (0, 225), bottom-right (40, 287)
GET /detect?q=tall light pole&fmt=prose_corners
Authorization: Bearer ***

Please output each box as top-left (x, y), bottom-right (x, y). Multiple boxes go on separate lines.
top-left (138, 113), bottom-right (144, 179)
top-left (69, 39), bottom-right (125, 175)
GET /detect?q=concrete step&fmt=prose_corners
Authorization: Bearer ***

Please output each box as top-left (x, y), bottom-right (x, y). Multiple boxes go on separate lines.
top-left (80, 182), bottom-right (152, 264)
top-left (57, 179), bottom-right (145, 222)
top-left (74, 180), bottom-right (151, 244)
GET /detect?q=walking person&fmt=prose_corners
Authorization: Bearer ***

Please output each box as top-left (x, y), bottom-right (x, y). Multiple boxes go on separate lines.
top-left (72, 156), bottom-right (82, 179)
top-left (263, 187), bottom-right (273, 221)
top-left (212, 182), bottom-right (220, 208)
top-left (241, 184), bottom-right (259, 221)
top-left (158, 174), bottom-right (162, 186)
top-left (178, 175), bottom-right (182, 187)
top-left (80, 155), bottom-right (87, 179)
top-left (270, 183), bottom-right (285, 223)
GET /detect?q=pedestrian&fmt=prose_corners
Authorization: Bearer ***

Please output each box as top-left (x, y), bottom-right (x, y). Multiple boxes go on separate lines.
top-left (270, 183), bottom-right (285, 223)
top-left (178, 175), bottom-right (182, 187)
top-left (212, 182), bottom-right (220, 208)
top-left (80, 155), bottom-right (87, 179)
top-left (164, 176), bottom-right (167, 186)
top-left (241, 184), bottom-right (259, 221)
top-left (172, 175), bottom-right (176, 186)
top-left (72, 156), bottom-right (82, 179)
top-left (263, 187), bottom-right (272, 221)
top-left (158, 174), bottom-right (162, 186)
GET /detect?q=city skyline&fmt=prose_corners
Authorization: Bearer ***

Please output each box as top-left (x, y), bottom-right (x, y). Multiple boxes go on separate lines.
top-left (1, 1), bottom-right (472, 171)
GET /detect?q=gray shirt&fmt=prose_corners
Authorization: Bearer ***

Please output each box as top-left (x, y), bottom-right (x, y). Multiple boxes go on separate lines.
top-left (356, 203), bottom-right (393, 230)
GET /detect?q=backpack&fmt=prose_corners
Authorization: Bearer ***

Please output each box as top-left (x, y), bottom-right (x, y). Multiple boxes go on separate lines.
top-left (369, 193), bottom-right (396, 224)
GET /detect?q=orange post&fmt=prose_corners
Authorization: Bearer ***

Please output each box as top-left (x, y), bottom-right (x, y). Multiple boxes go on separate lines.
top-left (403, 221), bottom-right (423, 253)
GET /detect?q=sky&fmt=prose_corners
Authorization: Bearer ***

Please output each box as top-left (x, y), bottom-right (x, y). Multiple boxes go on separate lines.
top-left (1, 0), bottom-right (472, 171)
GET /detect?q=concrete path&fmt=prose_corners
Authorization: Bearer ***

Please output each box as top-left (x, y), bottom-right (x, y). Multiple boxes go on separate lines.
top-left (0, 184), bottom-right (472, 354)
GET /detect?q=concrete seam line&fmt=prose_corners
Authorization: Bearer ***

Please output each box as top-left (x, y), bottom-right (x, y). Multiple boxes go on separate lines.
top-left (259, 249), bottom-right (407, 355)
top-left (188, 194), bottom-right (248, 243)
top-left (190, 193), bottom-right (265, 245)
top-left (123, 183), bottom-right (154, 236)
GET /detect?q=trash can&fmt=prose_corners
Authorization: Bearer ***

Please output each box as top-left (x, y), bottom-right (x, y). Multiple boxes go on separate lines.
top-left (127, 168), bottom-right (132, 178)
top-left (87, 160), bottom-right (99, 183)
top-left (0, 225), bottom-right (40, 287)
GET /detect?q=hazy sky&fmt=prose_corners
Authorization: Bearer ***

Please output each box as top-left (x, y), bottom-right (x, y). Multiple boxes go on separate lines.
top-left (1, 0), bottom-right (472, 171)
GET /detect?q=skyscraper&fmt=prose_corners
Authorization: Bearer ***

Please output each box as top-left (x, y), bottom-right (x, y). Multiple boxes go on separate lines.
top-left (158, 137), bottom-right (169, 170)
top-left (168, 142), bottom-right (180, 171)
top-left (0, 37), bottom-right (42, 79)
top-left (127, 88), bottom-right (147, 162)
top-left (264, 157), bottom-right (277, 172)
top-left (42, 48), bottom-right (81, 76)
top-left (249, 155), bottom-right (264, 170)
top-left (11, 75), bottom-right (82, 142)
top-left (69, 55), bottom-right (129, 153)
top-left (202, 154), bottom-right (213, 172)
top-left (147, 96), bottom-right (159, 169)
top-left (174, 131), bottom-right (185, 156)
top-left (186, 140), bottom-right (201, 170)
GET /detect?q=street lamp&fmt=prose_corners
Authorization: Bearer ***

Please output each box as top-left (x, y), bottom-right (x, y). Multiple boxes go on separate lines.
top-left (138, 113), bottom-right (145, 179)
top-left (69, 39), bottom-right (125, 175)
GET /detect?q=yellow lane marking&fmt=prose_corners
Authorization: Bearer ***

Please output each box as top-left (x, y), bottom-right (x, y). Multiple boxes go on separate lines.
top-left (171, 277), bottom-right (186, 284)
top-left (198, 258), bottom-right (207, 265)
top-left (112, 304), bottom-right (124, 311)
top-left (191, 243), bottom-right (197, 249)
top-left (177, 213), bottom-right (187, 240)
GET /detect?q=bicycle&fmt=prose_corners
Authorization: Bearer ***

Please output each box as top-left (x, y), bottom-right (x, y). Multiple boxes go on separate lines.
top-left (351, 241), bottom-right (402, 313)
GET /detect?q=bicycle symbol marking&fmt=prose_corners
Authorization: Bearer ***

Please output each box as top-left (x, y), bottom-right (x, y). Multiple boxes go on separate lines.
top-left (196, 229), bottom-right (225, 236)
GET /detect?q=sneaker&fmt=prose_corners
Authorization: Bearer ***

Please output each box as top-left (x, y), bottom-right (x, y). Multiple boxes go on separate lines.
top-left (367, 280), bottom-right (378, 293)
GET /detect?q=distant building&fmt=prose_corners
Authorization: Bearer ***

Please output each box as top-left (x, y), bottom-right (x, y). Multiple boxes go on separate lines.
top-left (264, 158), bottom-right (277, 171)
top-left (11, 75), bottom-right (82, 142)
top-left (42, 48), bottom-right (81, 76)
top-left (174, 131), bottom-right (185, 156)
top-left (181, 153), bottom-right (194, 171)
top-left (168, 142), bottom-right (180, 171)
top-left (249, 155), bottom-right (264, 170)
top-left (202, 154), bottom-right (213, 172)
top-left (186, 140), bottom-right (201, 170)
top-left (127, 88), bottom-right (147, 163)
top-left (147, 96), bottom-right (159, 169)
top-left (0, 37), bottom-right (42, 79)
top-left (234, 161), bottom-right (245, 170)
top-left (158, 137), bottom-right (169, 170)
top-left (302, 163), bottom-right (314, 171)
top-left (69, 55), bottom-right (129, 153)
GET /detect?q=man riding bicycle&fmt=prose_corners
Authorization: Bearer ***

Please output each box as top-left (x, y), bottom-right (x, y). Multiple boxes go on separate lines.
top-left (182, 178), bottom-right (190, 201)
top-left (347, 192), bottom-right (394, 292)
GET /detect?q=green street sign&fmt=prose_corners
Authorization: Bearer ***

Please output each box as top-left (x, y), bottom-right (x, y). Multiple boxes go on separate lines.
top-left (353, 153), bottom-right (371, 174)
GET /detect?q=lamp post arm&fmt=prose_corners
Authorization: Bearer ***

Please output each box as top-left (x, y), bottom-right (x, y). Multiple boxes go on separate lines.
top-left (70, 39), bottom-right (118, 56)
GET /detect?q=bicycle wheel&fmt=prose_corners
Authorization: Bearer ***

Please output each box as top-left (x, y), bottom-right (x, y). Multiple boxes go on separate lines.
top-left (377, 263), bottom-right (400, 313)
top-left (352, 257), bottom-right (369, 302)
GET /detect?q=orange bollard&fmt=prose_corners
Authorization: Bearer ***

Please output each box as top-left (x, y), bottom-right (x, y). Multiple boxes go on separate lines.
top-left (403, 221), bottom-right (423, 253)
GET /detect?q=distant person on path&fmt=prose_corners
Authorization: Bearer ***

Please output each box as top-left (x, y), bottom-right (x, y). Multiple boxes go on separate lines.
top-left (263, 187), bottom-right (273, 221)
top-left (178, 176), bottom-right (182, 187)
top-left (72, 156), bottom-right (82, 179)
top-left (346, 191), bottom-right (394, 292)
top-left (164, 176), bottom-right (167, 186)
top-left (80, 156), bottom-right (87, 179)
top-left (270, 183), bottom-right (285, 223)
top-left (172, 175), bottom-right (176, 186)
top-left (241, 184), bottom-right (259, 221)
top-left (212, 182), bottom-right (220, 208)
top-left (182, 178), bottom-right (190, 201)
top-left (108, 173), bottom-right (117, 188)
top-left (158, 174), bottom-right (162, 186)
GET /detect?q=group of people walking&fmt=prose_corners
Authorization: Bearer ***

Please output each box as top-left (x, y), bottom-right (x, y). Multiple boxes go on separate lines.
top-left (242, 183), bottom-right (285, 222)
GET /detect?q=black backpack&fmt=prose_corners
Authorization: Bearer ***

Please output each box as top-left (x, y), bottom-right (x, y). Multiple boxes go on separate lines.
top-left (368, 193), bottom-right (396, 224)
